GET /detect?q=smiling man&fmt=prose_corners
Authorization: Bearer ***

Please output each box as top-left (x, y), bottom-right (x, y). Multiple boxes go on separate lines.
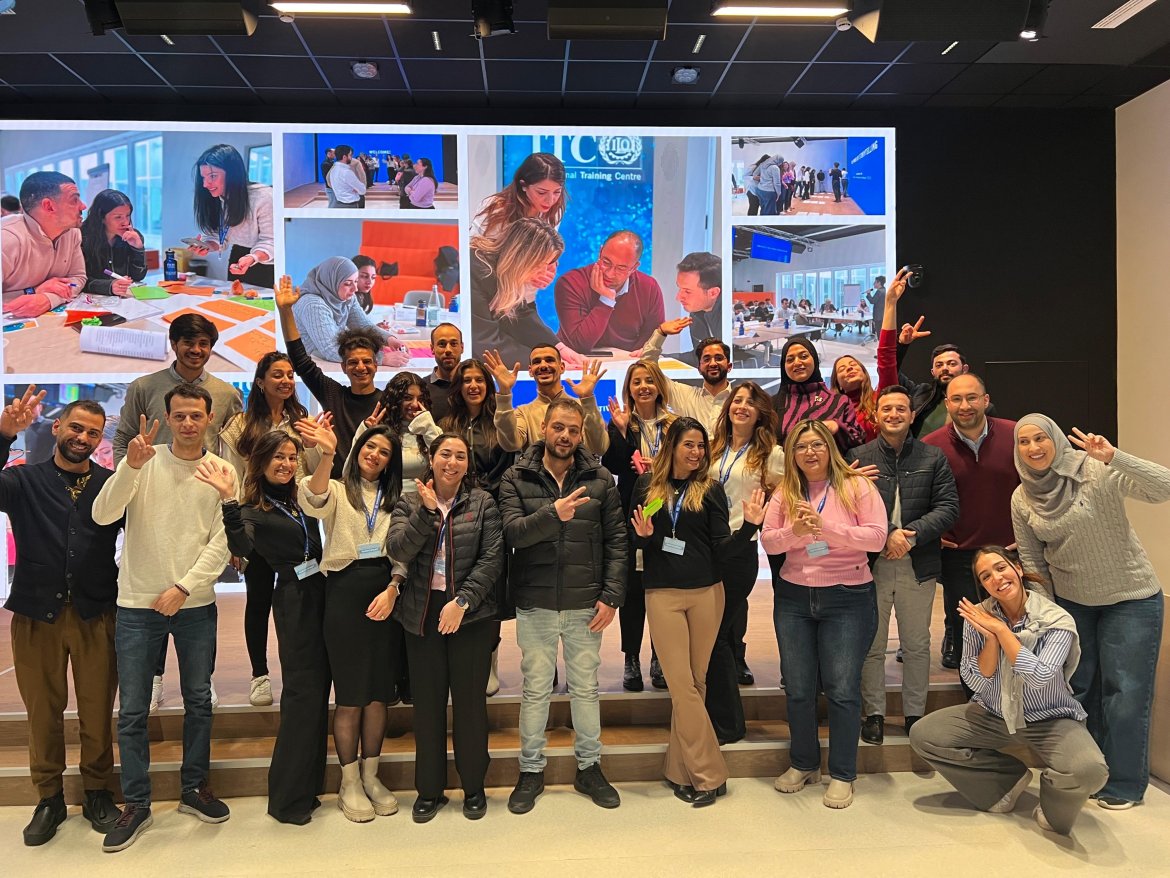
top-left (846, 385), bottom-right (958, 745)
top-left (641, 330), bottom-right (733, 434)
top-left (1, 171), bottom-right (88, 319)
top-left (553, 230), bottom-right (664, 354)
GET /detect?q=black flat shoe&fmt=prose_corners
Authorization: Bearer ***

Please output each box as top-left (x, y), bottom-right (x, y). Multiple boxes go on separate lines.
top-left (691, 783), bottom-right (727, 808)
top-left (23, 793), bottom-right (67, 846)
top-left (412, 795), bottom-right (449, 823)
top-left (83, 789), bottom-right (122, 833)
top-left (736, 666), bottom-right (755, 686)
top-left (462, 792), bottom-right (487, 820)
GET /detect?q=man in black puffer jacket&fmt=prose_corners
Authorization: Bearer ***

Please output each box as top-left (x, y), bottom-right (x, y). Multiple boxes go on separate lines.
top-left (498, 398), bottom-right (627, 815)
top-left (846, 385), bottom-right (959, 746)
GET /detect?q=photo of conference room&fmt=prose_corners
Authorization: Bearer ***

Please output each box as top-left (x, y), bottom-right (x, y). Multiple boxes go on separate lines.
top-left (729, 135), bottom-right (887, 218)
top-left (282, 132), bottom-right (458, 211)
top-left (730, 224), bottom-right (887, 370)
top-left (0, 128), bottom-right (276, 376)
top-left (282, 217), bottom-right (460, 372)
top-left (465, 133), bottom-right (720, 369)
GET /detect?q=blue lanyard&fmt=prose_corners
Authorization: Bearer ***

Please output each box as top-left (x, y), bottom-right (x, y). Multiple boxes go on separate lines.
top-left (267, 495), bottom-right (311, 561)
top-left (218, 200), bottom-right (229, 247)
top-left (636, 416), bottom-right (663, 458)
top-left (363, 485), bottom-right (385, 537)
top-left (670, 484), bottom-right (688, 536)
top-left (804, 484), bottom-right (830, 515)
top-left (718, 443), bottom-right (748, 485)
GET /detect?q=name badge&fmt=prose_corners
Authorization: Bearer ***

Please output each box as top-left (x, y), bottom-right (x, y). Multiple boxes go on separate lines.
top-left (294, 559), bottom-right (320, 580)
top-left (434, 552), bottom-right (447, 577)
top-left (662, 537), bottom-right (687, 556)
top-left (806, 540), bottom-right (830, 558)
top-left (357, 542), bottom-right (382, 560)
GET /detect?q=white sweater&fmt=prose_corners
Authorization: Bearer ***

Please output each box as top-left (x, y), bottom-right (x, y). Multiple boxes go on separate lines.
top-left (92, 446), bottom-right (231, 609)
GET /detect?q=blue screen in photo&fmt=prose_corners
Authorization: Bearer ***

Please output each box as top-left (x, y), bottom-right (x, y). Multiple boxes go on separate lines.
top-left (845, 136), bottom-right (885, 216)
top-left (310, 133), bottom-right (446, 181)
top-left (509, 378), bottom-right (617, 423)
top-left (750, 235), bottom-right (792, 263)
top-left (501, 135), bottom-right (656, 334)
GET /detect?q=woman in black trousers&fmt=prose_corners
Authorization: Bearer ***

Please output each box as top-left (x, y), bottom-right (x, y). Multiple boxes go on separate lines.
top-left (705, 382), bottom-right (784, 743)
top-left (196, 432), bottom-right (330, 825)
top-left (386, 433), bottom-right (504, 822)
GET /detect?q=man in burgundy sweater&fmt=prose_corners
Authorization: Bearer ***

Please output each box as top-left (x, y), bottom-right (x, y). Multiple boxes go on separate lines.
top-left (554, 230), bottom-right (664, 354)
top-left (921, 373), bottom-right (1018, 685)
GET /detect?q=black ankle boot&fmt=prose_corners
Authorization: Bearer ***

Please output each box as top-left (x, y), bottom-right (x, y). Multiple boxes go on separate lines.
top-left (24, 793), bottom-right (67, 846)
top-left (623, 654), bottom-right (644, 692)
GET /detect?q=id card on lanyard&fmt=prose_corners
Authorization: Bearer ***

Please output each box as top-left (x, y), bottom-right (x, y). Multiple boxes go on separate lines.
top-left (268, 497), bottom-right (320, 579)
top-left (433, 516), bottom-right (449, 577)
top-left (717, 444), bottom-right (748, 509)
top-left (357, 484), bottom-right (385, 560)
top-left (662, 484), bottom-right (688, 556)
top-left (638, 416), bottom-right (664, 460)
top-left (805, 485), bottom-right (831, 557)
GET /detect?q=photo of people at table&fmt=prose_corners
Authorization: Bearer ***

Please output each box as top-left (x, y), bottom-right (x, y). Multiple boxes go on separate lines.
top-left (0, 128), bottom-right (276, 374)
top-left (282, 132), bottom-right (458, 211)
top-left (730, 224), bottom-right (888, 372)
top-left (729, 135), bottom-right (887, 218)
top-left (282, 217), bottom-right (459, 372)
top-left (464, 135), bottom-right (721, 370)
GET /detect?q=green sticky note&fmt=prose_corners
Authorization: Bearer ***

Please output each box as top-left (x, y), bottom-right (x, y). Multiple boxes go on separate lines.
top-left (228, 296), bottom-right (274, 311)
top-left (132, 285), bottom-right (171, 300)
top-left (642, 498), bottom-right (664, 518)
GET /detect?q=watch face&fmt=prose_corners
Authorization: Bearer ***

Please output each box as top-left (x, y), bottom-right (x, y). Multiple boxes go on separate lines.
top-left (456, 596), bottom-right (469, 609)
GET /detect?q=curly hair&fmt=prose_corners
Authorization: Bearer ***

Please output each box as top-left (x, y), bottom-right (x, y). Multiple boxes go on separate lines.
top-left (336, 326), bottom-right (386, 363)
top-left (377, 371), bottom-right (432, 456)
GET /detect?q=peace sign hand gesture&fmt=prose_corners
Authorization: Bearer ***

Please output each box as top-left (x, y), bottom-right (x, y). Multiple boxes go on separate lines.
top-left (1069, 427), bottom-right (1115, 464)
top-left (0, 384), bottom-right (47, 438)
top-left (127, 414), bottom-right (161, 469)
top-left (482, 348), bottom-right (520, 393)
top-left (607, 396), bottom-right (630, 434)
top-left (568, 359), bottom-right (607, 399)
top-left (364, 401), bottom-right (387, 429)
top-left (898, 316), bottom-right (932, 346)
top-left (554, 486), bottom-right (591, 522)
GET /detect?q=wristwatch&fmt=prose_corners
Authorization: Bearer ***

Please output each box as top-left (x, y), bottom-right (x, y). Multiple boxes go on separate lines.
top-left (454, 595), bottom-right (470, 610)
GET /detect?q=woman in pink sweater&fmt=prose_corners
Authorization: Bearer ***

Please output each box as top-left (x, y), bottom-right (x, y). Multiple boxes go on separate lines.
top-left (761, 418), bottom-right (887, 810)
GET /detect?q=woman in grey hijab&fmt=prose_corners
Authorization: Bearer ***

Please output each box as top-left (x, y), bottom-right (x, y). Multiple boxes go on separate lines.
top-left (1010, 412), bottom-right (1170, 810)
top-left (291, 256), bottom-right (408, 365)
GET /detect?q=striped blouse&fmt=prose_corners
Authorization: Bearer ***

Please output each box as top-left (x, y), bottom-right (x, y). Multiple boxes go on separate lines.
top-left (960, 609), bottom-right (1087, 724)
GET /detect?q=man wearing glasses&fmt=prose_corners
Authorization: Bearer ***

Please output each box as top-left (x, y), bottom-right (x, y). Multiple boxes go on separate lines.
top-left (553, 230), bottom-right (664, 354)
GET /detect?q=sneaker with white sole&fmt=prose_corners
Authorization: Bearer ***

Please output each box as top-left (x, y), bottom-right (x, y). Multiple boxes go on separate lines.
top-left (178, 785), bottom-right (230, 823)
top-left (210, 680), bottom-right (220, 710)
top-left (774, 766), bottom-right (821, 793)
top-left (149, 676), bottom-right (163, 713)
top-left (1097, 796), bottom-right (1137, 810)
top-left (102, 805), bottom-right (152, 853)
top-left (988, 771), bottom-right (1031, 813)
top-left (823, 779), bottom-right (854, 809)
top-left (249, 675), bottom-right (273, 706)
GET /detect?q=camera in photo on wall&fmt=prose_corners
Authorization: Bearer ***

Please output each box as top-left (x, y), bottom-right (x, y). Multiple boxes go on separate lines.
top-left (902, 264), bottom-right (925, 289)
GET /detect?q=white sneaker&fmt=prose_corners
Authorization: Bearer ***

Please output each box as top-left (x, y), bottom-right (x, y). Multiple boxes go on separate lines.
top-left (249, 675), bottom-right (273, 706)
top-left (988, 771), bottom-right (1031, 813)
top-left (210, 680), bottom-right (220, 710)
top-left (149, 675), bottom-right (164, 713)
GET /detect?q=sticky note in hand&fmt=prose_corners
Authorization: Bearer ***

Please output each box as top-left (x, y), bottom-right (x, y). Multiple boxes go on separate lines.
top-left (642, 498), bottom-right (664, 518)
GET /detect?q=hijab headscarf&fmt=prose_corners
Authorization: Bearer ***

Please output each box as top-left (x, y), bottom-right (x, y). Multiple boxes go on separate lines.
top-left (1013, 413), bottom-right (1090, 518)
top-left (300, 256), bottom-right (359, 323)
top-left (779, 336), bottom-right (823, 389)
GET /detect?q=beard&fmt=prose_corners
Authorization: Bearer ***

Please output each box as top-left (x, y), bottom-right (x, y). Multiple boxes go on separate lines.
top-left (703, 366), bottom-right (728, 386)
top-left (57, 439), bottom-right (95, 464)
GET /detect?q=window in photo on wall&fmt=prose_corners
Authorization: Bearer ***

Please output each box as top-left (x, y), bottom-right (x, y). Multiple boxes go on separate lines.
top-left (465, 134), bottom-right (719, 370)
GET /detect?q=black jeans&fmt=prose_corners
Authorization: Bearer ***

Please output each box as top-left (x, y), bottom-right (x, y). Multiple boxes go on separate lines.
top-left (244, 554), bottom-right (276, 678)
top-left (403, 604), bottom-right (499, 798)
top-left (704, 542), bottom-right (759, 742)
top-left (620, 559), bottom-right (650, 657)
top-left (939, 548), bottom-right (980, 696)
top-left (267, 575), bottom-right (331, 822)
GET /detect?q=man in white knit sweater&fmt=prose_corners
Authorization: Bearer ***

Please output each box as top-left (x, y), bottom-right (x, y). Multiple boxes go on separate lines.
top-left (92, 383), bottom-right (233, 852)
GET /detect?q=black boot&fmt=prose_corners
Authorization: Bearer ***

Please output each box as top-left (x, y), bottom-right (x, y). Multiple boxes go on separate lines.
top-left (941, 630), bottom-right (959, 670)
top-left (83, 789), bottom-right (122, 833)
top-left (623, 655), bottom-right (644, 692)
top-left (23, 793), bottom-right (67, 846)
top-left (650, 654), bottom-right (667, 690)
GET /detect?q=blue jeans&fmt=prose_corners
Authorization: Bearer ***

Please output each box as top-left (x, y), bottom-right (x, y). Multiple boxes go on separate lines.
top-left (516, 607), bottom-right (602, 772)
top-left (759, 190), bottom-right (779, 216)
top-left (774, 579), bottom-right (877, 782)
top-left (1057, 592), bottom-right (1163, 803)
top-left (116, 604), bottom-right (218, 806)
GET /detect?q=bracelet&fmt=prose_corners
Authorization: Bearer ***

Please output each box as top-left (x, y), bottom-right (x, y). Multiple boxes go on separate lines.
top-left (174, 583), bottom-right (190, 596)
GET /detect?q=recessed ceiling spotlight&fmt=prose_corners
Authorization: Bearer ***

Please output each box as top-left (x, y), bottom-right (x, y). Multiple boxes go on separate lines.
top-left (1019, 28), bottom-right (1037, 40)
top-left (351, 60), bottom-right (380, 79)
top-left (672, 66), bottom-right (700, 85)
top-left (692, 34), bottom-right (707, 53)
top-left (432, 30), bottom-right (442, 50)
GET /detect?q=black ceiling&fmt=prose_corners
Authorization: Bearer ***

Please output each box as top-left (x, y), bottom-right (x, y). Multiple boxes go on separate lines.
top-left (0, 0), bottom-right (1168, 113)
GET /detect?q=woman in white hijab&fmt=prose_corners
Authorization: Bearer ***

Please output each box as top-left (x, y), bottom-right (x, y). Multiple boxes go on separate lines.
top-left (1010, 413), bottom-right (1170, 810)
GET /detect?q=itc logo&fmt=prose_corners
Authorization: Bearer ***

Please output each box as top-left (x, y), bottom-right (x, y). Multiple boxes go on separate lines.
top-left (529, 136), bottom-right (644, 170)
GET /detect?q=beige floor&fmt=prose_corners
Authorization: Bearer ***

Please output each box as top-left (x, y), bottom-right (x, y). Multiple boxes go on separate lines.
top-left (2, 776), bottom-right (1167, 876)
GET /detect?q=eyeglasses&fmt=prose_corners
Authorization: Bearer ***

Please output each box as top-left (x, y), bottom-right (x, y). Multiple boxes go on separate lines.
top-left (599, 257), bottom-right (635, 274)
top-left (794, 441), bottom-right (828, 454)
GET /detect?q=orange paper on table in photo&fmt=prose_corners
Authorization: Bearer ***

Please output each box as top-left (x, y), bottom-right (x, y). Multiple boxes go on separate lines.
top-left (226, 327), bottom-right (277, 362)
top-left (159, 282), bottom-right (214, 296)
top-left (163, 308), bottom-right (234, 333)
top-left (201, 299), bottom-right (269, 322)
top-left (63, 310), bottom-right (108, 326)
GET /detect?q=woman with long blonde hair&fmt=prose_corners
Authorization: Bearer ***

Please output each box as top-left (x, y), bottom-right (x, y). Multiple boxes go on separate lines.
top-left (705, 382), bottom-right (784, 743)
top-left (471, 218), bottom-right (580, 367)
top-left (630, 417), bottom-right (765, 807)
top-left (761, 419), bottom-right (886, 810)
top-left (830, 355), bottom-right (879, 441)
top-left (603, 359), bottom-right (676, 691)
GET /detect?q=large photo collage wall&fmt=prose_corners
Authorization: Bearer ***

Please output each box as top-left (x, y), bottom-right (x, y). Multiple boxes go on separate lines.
top-left (0, 123), bottom-right (894, 593)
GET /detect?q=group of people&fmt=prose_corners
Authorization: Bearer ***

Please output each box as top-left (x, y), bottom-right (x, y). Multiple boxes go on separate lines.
top-left (1, 148), bottom-right (275, 321)
top-left (743, 154), bottom-right (850, 215)
top-left (321, 147), bottom-right (437, 210)
top-left (3, 263), bottom-right (1164, 852)
top-left (469, 151), bottom-right (723, 370)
